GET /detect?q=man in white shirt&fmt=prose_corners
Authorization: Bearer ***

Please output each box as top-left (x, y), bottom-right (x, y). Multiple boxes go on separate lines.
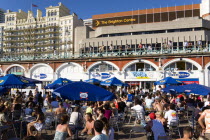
top-left (204, 97), bottom-right (210, 107)
top-left (131, 99), bottom-right (145, 120)
top-left (164, 104), bottom-right (178, 125)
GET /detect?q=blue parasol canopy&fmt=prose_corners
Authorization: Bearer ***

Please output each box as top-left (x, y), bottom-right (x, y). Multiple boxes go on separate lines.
top-left (0, 87), bottom-right (8, 96)
top-left (53, 81), bottom-right (115, 101)
top-left (84, 78), bottom-right (101, 84)
top-left (45, 78), bottom-right (73, 89)
top-left (162, 83), bottom-right (210, 96)
top-left (100, 77), bottom-right (125, 86)
top-left (154, 77), bottom-right (183, 85)
top-left (0, 74), bottom-right (35, 88)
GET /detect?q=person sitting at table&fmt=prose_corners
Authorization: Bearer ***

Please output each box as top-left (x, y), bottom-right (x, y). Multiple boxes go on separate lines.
top-left (0, 105), bottom-right (10, 126)
top-left (27, 106), bottom-right (45, 136)
top-left (70, 106), bottom-right (83, 128)
top-left (86, 102), bottom-right (94, 114)
top-left (55, 102), bottom-right (66, 115)
top-left (101, 117), bottom-right (114, 140)
top-left (153, 99), bottom-right (163, 112)
top-left (104, 103), bottom-right (112, 120)
top-left (146, 113), bottom-right (166, 140)
top-left (95, 107), bottom-right (105, 120)
top-left (12, 94), bottom-right (23, 120)
top-left (81, 113), bottom-right (95, 135)
top-left (51, 96), bottom-right (60, 109)
top-left (26, 97), bottom-right (36, 108)
top-left (54, 114), bottom-right (73, 140)
top-left (91, 120), bottom-right (108, 140)
top-left (25, 102), bottom-right (34, 116)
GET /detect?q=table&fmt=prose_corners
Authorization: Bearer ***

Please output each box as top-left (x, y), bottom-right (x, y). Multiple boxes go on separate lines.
top-left (20, 116), bottom-right (36, 139)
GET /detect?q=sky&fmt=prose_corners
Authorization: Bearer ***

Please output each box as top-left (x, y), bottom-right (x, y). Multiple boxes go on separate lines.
top-left (0, 0), bottom-right (202, 19)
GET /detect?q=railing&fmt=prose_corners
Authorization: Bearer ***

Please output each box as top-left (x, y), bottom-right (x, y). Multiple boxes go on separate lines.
top-left (79, 45), bottom-right (210, 58)
top-left (0, 45), bottom-right (210, 62)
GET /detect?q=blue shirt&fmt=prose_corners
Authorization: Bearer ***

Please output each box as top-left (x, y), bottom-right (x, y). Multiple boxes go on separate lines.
top-left (127, 94), bottom-right (134, 102)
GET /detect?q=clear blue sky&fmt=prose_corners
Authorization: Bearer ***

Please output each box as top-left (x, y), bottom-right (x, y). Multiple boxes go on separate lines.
top-left (0, 0), bottom-right (201, 19)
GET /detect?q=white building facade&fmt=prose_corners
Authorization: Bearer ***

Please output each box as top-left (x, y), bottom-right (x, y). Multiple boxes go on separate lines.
top-left (1, 3), bottom-right (83, 60)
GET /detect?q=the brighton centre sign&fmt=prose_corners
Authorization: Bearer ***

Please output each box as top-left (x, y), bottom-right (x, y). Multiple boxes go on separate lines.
top-left (93, 15), bottom-right (138, 27)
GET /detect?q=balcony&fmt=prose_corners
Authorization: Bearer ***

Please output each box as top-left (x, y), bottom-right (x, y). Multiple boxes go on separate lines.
top-left (4, 25), bottom-right (60, 32)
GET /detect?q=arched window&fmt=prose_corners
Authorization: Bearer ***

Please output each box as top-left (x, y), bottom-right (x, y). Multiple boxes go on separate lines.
top-left (125, 62), bottom-right (156, 71)
top-left (89, 63), bottom-right (117, 72)
top-left (164, 61), bottom-right (198, 71)
top-left (7, 66), bottom-right (24, 75)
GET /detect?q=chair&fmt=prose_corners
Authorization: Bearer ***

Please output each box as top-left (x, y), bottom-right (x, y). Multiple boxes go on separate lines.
top-left (129, 125), bottom-right (146, 139)
top-left (168, 121), bottom-right (181, 138)
top-left (134, 111), bottom-right (145, 126)
top-left (44, 116), bottom-right (54, 133)
top-left (69, 122), bottom-right (79, 139)
top-left (158, 136), bottom-right (171, 140)
top-left (128, 110), bottom-right (136, 124)
top-left (109, 116), bottom-right (119, 133)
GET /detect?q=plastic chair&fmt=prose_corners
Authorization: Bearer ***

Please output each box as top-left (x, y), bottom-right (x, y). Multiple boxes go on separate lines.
top-left (129, 125), bottom-right (146, 139)
top-left (128, 110), bottom-right (136, 124)
top-left (168, 121), bottom-right (181, 138)
top-left (158, 136), bottom-right (171, 140)
top-left (109, 116), bottom-right (119, 133)
top-left (69, 122), bottom-right (79, 139)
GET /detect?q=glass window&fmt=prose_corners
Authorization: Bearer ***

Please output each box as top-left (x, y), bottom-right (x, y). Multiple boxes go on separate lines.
top-left (89, 63), bottom-right (117, 72)
top-left (125, 63), bottom-right (156, 71)
top-left (164, 61), bottom-right (198, 71)
top-left (7, 66), bottom-right (24, 75)
top-left (186, 62), bottom-right (192, 70)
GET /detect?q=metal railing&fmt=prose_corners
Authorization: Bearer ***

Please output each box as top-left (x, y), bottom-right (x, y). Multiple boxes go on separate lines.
top-left (0, 45), bottom-right (210, 62)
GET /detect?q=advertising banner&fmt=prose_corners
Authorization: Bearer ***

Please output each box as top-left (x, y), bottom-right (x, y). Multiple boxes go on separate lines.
top-left (127, 71), bottom-right (156, 79)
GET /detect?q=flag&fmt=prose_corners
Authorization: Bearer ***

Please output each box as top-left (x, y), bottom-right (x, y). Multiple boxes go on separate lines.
top-left (32, 4), bottom-right (38, 7)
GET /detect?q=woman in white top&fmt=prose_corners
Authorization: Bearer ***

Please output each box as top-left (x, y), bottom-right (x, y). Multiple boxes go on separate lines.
top-left (101, 117), bottom-right (114, 140)
top-left (69, 106), bottom-right (82, 128)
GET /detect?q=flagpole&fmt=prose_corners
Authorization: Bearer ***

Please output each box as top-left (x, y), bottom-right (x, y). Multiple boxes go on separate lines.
top-left (138, 8), bottom-right (139, 24)
top-left (153, 7), bottom-right (154, 23)
top-left (160, 5), bottom-right (162, 22)
top-left (132, 8), bottom-right (133, 24)
top-left (146, 8), bottom-right (147, 23)
top-left (175, 4), bottom-right (177, 20)
top-left (31, 0), bottom-right (32, 12)
top-left (192, 2), bottom-right (194, 17)
top-left (167, 5), bottom-right (169, 22)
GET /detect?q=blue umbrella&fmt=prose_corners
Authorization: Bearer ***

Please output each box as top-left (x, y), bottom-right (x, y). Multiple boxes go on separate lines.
top-left (179, 83), bottom-right (210, 96)
top-left (53, 81), bottom-right (115, 101)
top-left (45, 78), bottom-right (73, 89)
top-left (162, 85), bottom-right (184, 94)
top-left (0, 87), bottom-right (8, 96)
top-left (84, 78), bottom-right (101, 84)
top-left (162, 83), bottom-right (210, 96)
top-left (100, 77), bottom-right (125, 86)
top-left (0, 74), bottom-right (34, 88)
top-left (154, 77), bottom-right (183, 85)
top-left (19, 76), bottom-right (42, 84)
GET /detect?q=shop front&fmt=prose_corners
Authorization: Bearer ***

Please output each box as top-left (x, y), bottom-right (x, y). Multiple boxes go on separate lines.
top-left (162, 58), bottom-right (203, 85)
top-left (29, 63), bottom-right (54, 86)
top-left (122, 60), bottom-right (159, 91)
top-left (87, 61), bottom-right (121, 81)
top-left (55, 63), bottom-right (84, 81)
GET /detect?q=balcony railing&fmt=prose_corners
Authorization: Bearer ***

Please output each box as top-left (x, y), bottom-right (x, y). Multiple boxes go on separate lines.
top-left (4, 25), bottom-right (60, 32)
top-left (0, 45), bottom-right (210, 62)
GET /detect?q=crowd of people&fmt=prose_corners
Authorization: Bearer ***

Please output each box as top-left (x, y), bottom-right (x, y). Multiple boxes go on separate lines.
top-left (0, 85), bottom-right (210, 140)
